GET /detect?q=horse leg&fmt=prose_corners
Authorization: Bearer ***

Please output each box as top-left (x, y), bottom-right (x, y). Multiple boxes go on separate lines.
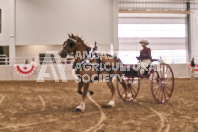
top-left (106, 78), bottom-right (116, 107)
top-left (75, 83), bottom-right (89, 112)
top-left (77, 81), bottom-right (83, 95)
top-left (118, 76), bottom-right (129, 99)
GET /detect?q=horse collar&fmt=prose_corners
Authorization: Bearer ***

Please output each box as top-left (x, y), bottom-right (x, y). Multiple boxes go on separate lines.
top-left (80, 49), bottom-right (96, 64)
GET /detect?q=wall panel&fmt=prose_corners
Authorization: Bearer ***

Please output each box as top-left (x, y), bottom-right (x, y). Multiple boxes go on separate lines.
top-left (16, 0), bottom-right (113, 45)
top-left (0, 0), bottom-right (9, 46)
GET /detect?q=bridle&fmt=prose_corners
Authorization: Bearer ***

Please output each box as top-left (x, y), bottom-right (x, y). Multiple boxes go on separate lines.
top-left (62, 38), bottom-right (99, 65)
top-left (62, 38), bottom-right (76, 51)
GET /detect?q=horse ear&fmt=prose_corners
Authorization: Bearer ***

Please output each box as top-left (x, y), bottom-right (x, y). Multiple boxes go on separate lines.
top-left (71, 33), bottom-right (74, 39)
top-left (68, 33), bottom-right (71, 38)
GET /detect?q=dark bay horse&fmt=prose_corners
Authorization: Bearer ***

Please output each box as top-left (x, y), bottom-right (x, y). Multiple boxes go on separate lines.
top-left (59, 34), bottom-right (132, 112)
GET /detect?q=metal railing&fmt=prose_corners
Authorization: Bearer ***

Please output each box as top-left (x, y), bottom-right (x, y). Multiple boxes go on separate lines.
top-left (0, 56), bottom-right (75, 65)
top-left (0, 55), bottom-right (196, 80)
top-left (0, 56), bottom-right (196, 66)
top-left (119, 0), bottom-right (198, 11)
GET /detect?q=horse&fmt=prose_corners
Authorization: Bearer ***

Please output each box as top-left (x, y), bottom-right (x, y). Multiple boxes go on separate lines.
top-left (59, 34), bottom-right (132, 112)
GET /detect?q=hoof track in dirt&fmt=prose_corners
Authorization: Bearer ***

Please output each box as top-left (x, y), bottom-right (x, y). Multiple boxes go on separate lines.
top-left (0, 79), bottom-right (197, 131)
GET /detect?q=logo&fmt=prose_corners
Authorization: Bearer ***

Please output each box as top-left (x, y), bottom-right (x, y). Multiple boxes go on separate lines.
top-left (15, 64), bottom-right (37, 77)
top-left (37, 51), bottom-right (67, 82)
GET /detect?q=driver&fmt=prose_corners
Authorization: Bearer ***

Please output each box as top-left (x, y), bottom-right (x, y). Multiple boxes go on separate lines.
top-left (136, 40), bottom-right (152, 76)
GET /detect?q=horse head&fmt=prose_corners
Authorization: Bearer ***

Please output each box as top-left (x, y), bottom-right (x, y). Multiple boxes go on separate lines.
top-left (59, 33), bottom-right (78, 58)
top-left (59, 33), bottom-right (90, 58)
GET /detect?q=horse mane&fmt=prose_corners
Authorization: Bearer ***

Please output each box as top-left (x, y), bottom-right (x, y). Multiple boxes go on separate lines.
top-left (69, 34), bottom-right (91, 51)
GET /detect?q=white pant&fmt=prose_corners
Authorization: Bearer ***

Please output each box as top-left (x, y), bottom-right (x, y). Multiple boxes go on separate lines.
top-left (139, 59), bottom-right (152, 74)
top-left (191, 67), bottom-right (195, 78)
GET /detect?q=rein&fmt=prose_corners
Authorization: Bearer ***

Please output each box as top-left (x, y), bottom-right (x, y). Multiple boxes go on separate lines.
top-left (73, 42), bottom-right (103, 80)
top-left (80, 42), bottom-right (99, 65)
top-left (80, 48), bottom-right (97, 64)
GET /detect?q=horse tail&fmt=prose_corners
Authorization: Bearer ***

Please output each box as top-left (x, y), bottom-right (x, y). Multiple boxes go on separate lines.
top-left (114, 56), bottom-right (122, 63)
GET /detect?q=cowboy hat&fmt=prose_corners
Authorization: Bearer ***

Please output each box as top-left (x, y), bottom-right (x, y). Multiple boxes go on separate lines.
top-left (139, 40), bottom-right (149, 45)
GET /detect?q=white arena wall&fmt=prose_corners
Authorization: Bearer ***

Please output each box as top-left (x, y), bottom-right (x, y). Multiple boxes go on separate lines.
top-left (0, 64), bottom-right (75, 81)
top-left (0, 64), bottom-right (193, 81)
top-left (0, 0), bottom-right (10, 46)
top-left (0, 0), bottom-right (119, 58)
top-left (15, 44), bottom-right (112, 58)
top-left (15, 0), bottom-right (114, 45)
top-left (0, 0), bottom-right (198, 79)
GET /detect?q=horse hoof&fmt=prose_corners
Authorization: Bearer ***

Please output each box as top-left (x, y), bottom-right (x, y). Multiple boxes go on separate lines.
top-left (89, 91), bottom-right (94, 95)
top-left (74, 108), bottom-right (82, 112)
top-left (87, 91), bottom-right (94, 96)
top-left (103, 105), bottom-right (113, 108)
top-left (107, 105), bottom-right (113, 108)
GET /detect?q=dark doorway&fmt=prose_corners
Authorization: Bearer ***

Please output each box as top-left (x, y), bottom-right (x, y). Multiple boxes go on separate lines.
top-left (0, 46), bottom-right (9, 65)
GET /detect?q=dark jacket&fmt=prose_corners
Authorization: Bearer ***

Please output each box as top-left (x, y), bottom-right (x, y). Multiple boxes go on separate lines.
top-left (191, 60), bottom-right (195, 67)
top-left (139, 47), bottom-right (151, 61)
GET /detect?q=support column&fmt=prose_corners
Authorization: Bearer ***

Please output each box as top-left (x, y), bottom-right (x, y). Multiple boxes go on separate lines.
top-left (190, 3), bottom-right (198, 61)
top-left (186, 1), bottom-right (191, 62)
top-left (113, 0), bottom-right (119, 55)
top-left (9, 0), bottom-right (16, 65)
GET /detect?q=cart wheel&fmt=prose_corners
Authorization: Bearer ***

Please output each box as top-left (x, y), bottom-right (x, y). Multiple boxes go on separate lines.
top-left (117, 77), bottom-right (140, 102)
top-left (151, 63), bottom-right (174, 104)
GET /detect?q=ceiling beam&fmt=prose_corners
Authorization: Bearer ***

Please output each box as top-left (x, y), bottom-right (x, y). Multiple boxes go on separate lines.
top-left (119, 10), bottom-right (191, 14)
top-left (118, 1), bottom-right (197, 4)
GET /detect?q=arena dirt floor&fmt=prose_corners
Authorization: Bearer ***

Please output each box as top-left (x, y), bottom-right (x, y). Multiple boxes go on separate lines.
top-left (0, 79), bottom-right (197, 132)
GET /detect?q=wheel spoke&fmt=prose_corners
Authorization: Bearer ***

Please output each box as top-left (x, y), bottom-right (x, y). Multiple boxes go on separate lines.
top-left (164, 86), bottom-right (171, 98)
top-left (159, 67), bottom-right (163, 78)
top-left (152, 81), bottom-right (158, 84)
top-left (164, 78), bottom-right (173, 81)
top-left (162, 64), bottom-right (165, 78)
top-left (160, 87), bottom-right (164, 102)
top-left (164, 85), bottom-right (172, 91)
top-left (128, 86), bottom-right (133, 93)
top-left (132, 80), bottom-right (139, 84)
top-left (151, 64), bottom-right (174, 103)
top-left (158, 86), bottom-right (164, 101)
top-left (163, 87), bottom-right (167, 101)
top-left (130, 85), bottom-right (137, 95)
top-left (153, 85), bottom-right (161, 90)
top-left (117, 77), bottom-right (140, 102)
top-left (153, 78), bottom-right (160, 84)
top-left (119, 82), bottom-right (125, 90)
top-left (152, 73), bottom-right (159, 83)
top-left (128, 86), bottom-right (135, 99)
top-left (166, 69), bottom-right (171, 77)
top-left (131, 82), bottom-right (138, 89)
top-left (158, 86), bottom-right (163, 101)
top-left (164, 81), bottom-right (172, 85)
top-left (155, 85), bottom-right (161, 98)
top-left (160, 64), bottom-right (165, 78)
top-left (130, 79), bottom-right (138, 93)
top-left (121, 89), bottom-right (125, 95)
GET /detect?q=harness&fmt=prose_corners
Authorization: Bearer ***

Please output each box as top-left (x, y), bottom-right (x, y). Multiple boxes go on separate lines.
top-left (72, 42), bottom-right (103, 80)
top-left (80, 48), bottom-right (98, 64)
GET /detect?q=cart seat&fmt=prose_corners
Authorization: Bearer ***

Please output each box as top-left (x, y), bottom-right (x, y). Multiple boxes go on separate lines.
top-left (151, 59), bottom-right (159, 62)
